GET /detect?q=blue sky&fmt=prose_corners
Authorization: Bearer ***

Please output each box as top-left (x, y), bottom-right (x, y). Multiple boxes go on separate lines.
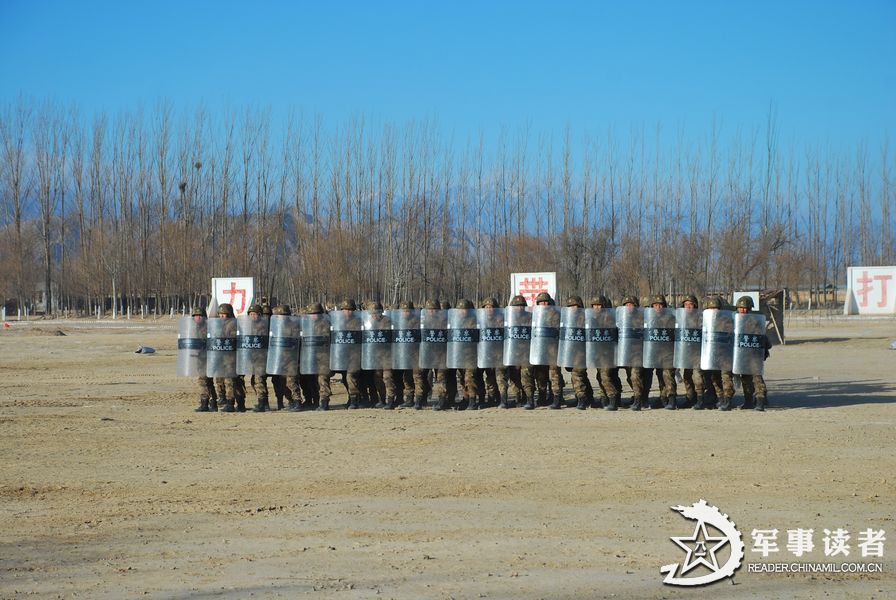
top-left (1, 0), bottom-right (894, 150)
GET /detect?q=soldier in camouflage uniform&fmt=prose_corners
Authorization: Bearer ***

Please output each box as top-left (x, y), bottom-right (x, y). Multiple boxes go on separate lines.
top-left (530, 292), bottom-right (565, 409)
top-left (213, 303), bottom-right (241, 412)
top-left (304, 302), bottom-right (332, 411)
top-left (267, 304), bottom-right (305, 411)
top-left (679, 295), bottom-right (707, 410)
top-left (361, 300), bottom-right (391, 409)
top-left (589, 295), bottom-right (621, 411)
top-left (735, 296), bottom-right (770, 411)
top-left (333, 298), bottom-right (364, 409)
top-left (619, 296), bottom-right (647, 411)
top-left (392, 300), bottom-right (429, 410)
top-left (434, 300), bottom-right (457, 410)
top-left (701, 295), bottom-right (735, 411)
top-left (454, 298), bottom-right (481, 410)
top-left (565, 295), bottom-right (594, 410)
top-left (192, 306), bottom-right (219, 412)
top-left (505, 295), bottom-right (531, 409)
top-left (644, 294), bottom-right (677, 410)
top-left (243, 303), bottom-right (273, 412)
top-left (476, 297), bottom-right (509, 408)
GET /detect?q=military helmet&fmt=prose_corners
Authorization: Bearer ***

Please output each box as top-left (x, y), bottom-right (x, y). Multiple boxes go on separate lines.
top-left (247, 303), bottom-right (263, 315)
top-left (566, 295), bottom-right (584, 308)
top-left (261, 303), bottom-right (273, 316)
top-left (681, 294), bottom-right (699, 308)
top-left (621, 295), bottom-right (639, 307)
top-left (481, 297), bottom-right (499, 308)
top-left (456, 298), bottom-right (474, 310)
top-left (397, 300), bottom-right (415, 310)
top-left (423, 299), bottom-right (440, 310)
top-left (272, 304), bottom-right (292, 316)
top-left (191, 306), bottom-right (207, 318)
top-left (590, 295), bottom-right (612, 308)
top-left (736, 296), bottom-right (755, 310)
top-left (535, 292), bottom-right (553, 304)
top-left (704, 296), bottom-right (721, 309)
top-left (217, 303), bottom-right (235, 317)
top-left (649, 294), bottom-right (667, 308)
top-left (338, 298), bottom-right (357, 311)
top-left (509, 295), bottom-right (528, 307)
top-left (440, 300), bottom-right (452, 310)
top-left (305, 302), bottom-right (324, 315)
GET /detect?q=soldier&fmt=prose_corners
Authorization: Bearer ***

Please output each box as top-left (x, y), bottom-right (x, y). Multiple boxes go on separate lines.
top-left (588, 296), bottom-right (621, 411)
top-left (186, 306), bottom-right (218, 412)
top-left (449, 299), bottom-right (480, 409)
top-left (211, 303), bottom-right (241, 412)
top-left (617, 295), bottom-right (646, 411)
top-left (701, 295), bottom-right (735, 411)
top-left (331, 299), bottom-right (363, 409)
top-left (302, 302), bottom-right (332, 411)
top-left (643, 294), bottom-right (677, 410)
top-left (676, 295), bottom-right (708, 410)
top-left (503, 295), bottom-right (533, 409)
top-left (393, 300), bottom-right (428, 409)
top-left (561, 295), bottom-right (592, 410)
top-left (361, 300), bottom-right (393, 409)
top-left (477, 297), bottom-right (508, 408)
top-left (530, 292), bottom-right (564, 409)
top-left (238, 303), bottom-right (272, 412)
top-left (734, 296), bottom-right (770, 411)
top-left (267, 304), bottom-right (304, 411)
top-left (436, 300), bottom-right (459, 410)
top-left (420, 299), bottom-right (449, 410)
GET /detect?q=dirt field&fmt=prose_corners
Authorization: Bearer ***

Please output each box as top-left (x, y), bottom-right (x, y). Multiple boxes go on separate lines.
top-left (1, 317), bottom-right (894, 599)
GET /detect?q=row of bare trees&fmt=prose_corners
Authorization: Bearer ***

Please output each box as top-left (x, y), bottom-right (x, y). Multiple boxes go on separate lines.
top-left (1, 99), bottom-right (893, 315)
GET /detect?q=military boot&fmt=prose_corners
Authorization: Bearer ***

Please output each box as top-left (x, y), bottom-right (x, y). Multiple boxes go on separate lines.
top-left (665, 395), bottom-right (677, 410)
top-left (739, 396), bottom-right (755, 410)
top-left (220, 398), bottom-right (235, 413)
top-left (208, 397), bottom-right (218, 411)
top-left (718, 396), bottom-right (732, 411)
top-left (374, 396), bottom-right (386, 409)
top-left (195, 397), bottom-right (210, 412)
top-left (235, 397), bottom-right (247, 412)
top-left (317, 396), bottom-right (330, 411)
top-left (252, 397), bottom-right (269, 412)
top-left (413, 395), bottom-right (424, 410)
top-left (498, 393), bottom-right (510, 409)
top-left (432, 395), bottom-right (447, 411)
top-left (629, 397), bottom-right (642, 411)
top-left (275, 397), bottom-right (285, 410)
top-left (535, 390), bottom-right (546, 407)
top-left (550, 390), bottom-right (563, 410)
top-left (400, 394), bottom-right (414, 408)
top-left (755, 396), bottom-right (767, 412)
top-left (347, 395), bottom-right (359, 409)
top-left (524, 392), bottom-right (536, 410)
top-left (468, 395), bottom-right (480, 410)
top-left (384, 396), bottom-right (396, 410)
top-left (287, 398), bottom-right (301, 412)
top-left (693, 395), bottom-right (706, 410)
top-left (575, 395), bottom-right (588, 410)
top-left (606, 395), bottom-right (619, 411)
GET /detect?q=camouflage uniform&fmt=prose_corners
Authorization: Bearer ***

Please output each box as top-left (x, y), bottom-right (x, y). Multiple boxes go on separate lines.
top-left (332, 298), bottom-right (363, 409)
top-left (529, 292), bottom-right (565, 409)
top-left (644, 294), bottom-right (678, 410)
top-left (303, 302), bottom-right (332, 411)
top-left (361, 300), bottom-right (391, 409)
top-left (476, 297), bottom-right (509, 408)
top-left (619, 296), bottom-right (647, 411)
top-left (699, 296), bottom-right (735, 410)
top-left (503, 295), bottom-right (530, 408)
top-left (564, 295), bottom-right (592, 410)
top-left (212, 303), bottom-right (241, 412)
top-left (433, 300), bottom-right (458, 410)
top-left (677, 295), bottom-right (705, 409)
top-left (735, 296), bottom-right (770, 411)
top-left (392, 300), bottom-right (429, 409)
top-left (189, 307), bottom-right (219, 412)
top-left (267, 304), bottom-right (304, 411)
top-left (589, 296), bottom-right (621, 411)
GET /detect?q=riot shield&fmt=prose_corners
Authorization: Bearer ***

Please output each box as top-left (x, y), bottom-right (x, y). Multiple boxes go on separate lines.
top-left (733, 312), bottom-right (767, 375)
top-left (615, 306), bottom-right (644, 367)
top-left (585, 308), bottom-right (617, 369)
top-left (361, 310), bottom-right (393, 371)
top-left (503, 305), bottom-right (532, 367)
top-left (329, 310), bottom-right (362, 372)
top-left (529, 305), bottom-right (560, 366)
top-left (236, 314), bottom-right (270, 376)
top-left (392, 308), bottom-right (421, 370)
top-left (700, 309), bottom-right (735, 372)
top-left (266, 315), bottom-right (300, 376)
top-left (447, 308), bottom-right (479, 369)
top-left (206, 317), bottom-right (237, 378)
top-left (300, 313), bottom-right (331, 375)
top-left (177, 316), bottom-right (206, 377)
top-left (419, 309), bottom-right (448, 369)
top-left (476, 307), bottom-right (505, 369)
top-left (557, 307), bottom-right (587, 369)
top-left (642, 307), bottom-right (676, 369)
top-left (673, 307), bottom-right (702, 370)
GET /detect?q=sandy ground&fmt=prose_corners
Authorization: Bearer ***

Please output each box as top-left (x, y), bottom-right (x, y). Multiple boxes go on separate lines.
top-left (1, 316), bottom-right (894, 599)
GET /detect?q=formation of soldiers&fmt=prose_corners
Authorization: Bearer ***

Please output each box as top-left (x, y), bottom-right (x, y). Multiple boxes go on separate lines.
top-left (177, 292), bottom-right (771, 414)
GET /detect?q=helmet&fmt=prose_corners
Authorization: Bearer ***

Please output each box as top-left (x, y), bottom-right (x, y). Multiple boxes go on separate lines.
top-left (338, 298), bottom-right (357, 311)
top-left (649, 294), bottom-right (667, 308)
top-left (535, 292), bottom-right (553, 304)
top-left (590, 295), bottom-right (612, 308)
top-left (397, 300), bottom-right (415, 310)
top-left (364, 299), bottom-right (383, 311)
top-left (509, 295), bottom-right (528, 307)
top-left (681, 294), bottom-right (699, 308)
top-left (621, 296), bottom-right (639, 307)
top-left (566, 295), bottom-right (584, 308)
top-left (423, 299), bottom-right (440, 310)
top-left (217, 303), bottom-right (235, 318)
top-left (272, 304), bottom-right (292, 316)
top-left (456, 298), bottom-right (474, 310)
top-left (261, 303), bottom-right (273, 316)
top-left (481, 297), bottom-right (499, 308)
top-left (703, 296), bottom-right (721, 310)
top-left (305, 302), bottom-right (324, 315)
top-left (247, 303), bottom-right (263, 315)
top-left (191, 306), bottom-right (207, 318)
top-left (736, 296), bottom-right (755, 310)
top-left (440, 300), bottom-right (452, 310)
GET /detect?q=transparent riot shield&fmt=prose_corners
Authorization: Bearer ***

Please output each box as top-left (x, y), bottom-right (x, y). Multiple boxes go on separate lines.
top-left (503, 305), bottom-right (532, 367)
top-left (361, 309), bottom-right (393, 371)
top-left (266, 315), bottom-right (300, 376)
top-left (642, 307), bottom-right (675, 369)
top-left (206, 317), bottom-right (237, 377)
top-left (615, 306), bottom-right (644, 367)
top-left (529, 305), bottom-right (560, 366)
top-left (673, 307), bottom-right (702, 370)
top-left (585, 308), bottom-right (617, 369)
top-left (557, 306), bottom-right (586, 369)
top-left (177, 315), bottom-right (207, 377)
top-left (392, 308), bottom-right (421, 370)
top-left (733, 312), bottom-right (767, 375)
top-left (477, 307), bottom-right (505, 369)
top-left (329, 310), bottom-right (362, 372)
top-left (236, 314), bottom-right (270, 376)
top-left (419, 309), bottom-right (448, 369)
top-left (700, 309), bottom-right (734, 372)
top-left (447, 308), bottom-right (479, 369)
top-left (300, 313), bottom-right (331, 375)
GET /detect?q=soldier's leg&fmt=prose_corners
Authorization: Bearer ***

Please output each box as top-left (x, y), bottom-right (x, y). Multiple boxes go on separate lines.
top-left (661, 368), bottom-right (677, 409)
top-left (432, 369), bottom-right (448, 410)
top-left (283, 376), bottom-right (302, 411)
top-left (532, 366), bottom-right (548, 405)
top-left (399, 370), bottom-right (415, 407)
top-left (572, 368), bottom-right (589, 410)
top-left (718, 371), bottom-right (735, 411)
top-left (682, 369), bottom-right (696, 406)
top-left (196, 376), bottom-right (213, 412)
top-left (495, 367), bottom-right (509, 408)
top-left (753, 374), bottom-right (767, 411)
top-left (739, 374), bottom-right (755, 409)
top-left (640, 368), bottom-right (654, 406)
top-left (471, 369), bottom-right (486, 408)
top-left (316, 371), bottom-right (332, 411)
top-left (459, 369), bottom-right (477, 409)
top-left (521, 367), bottom-right (536, 409)
top-left (505, 366), bottom-right (523, 406)
top-left (383, 369), bottom-right (397, 408)
top-left (598, 368), bottom-right (620, 410)
top-left (214, 377), bottom-right (234, 412)
top-left (412, 369), bottom-right (428, 409)
top-left (482, 368), bottom-right (500, 404)
top-left (251, 374), bottom-right (270, 412)
top-left (345, 370), bottom-right (362, 409)
top-left (233, 376), bottom-right (247, 412)
top-left (549, 366), bottom-right (565, 408)
top-left (628, 367), bottom-right (645, 410)
top-left (445, 368), bottom-right (459, 409)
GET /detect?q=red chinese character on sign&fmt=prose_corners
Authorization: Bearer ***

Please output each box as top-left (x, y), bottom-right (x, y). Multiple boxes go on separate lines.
top-left (224, 281), bottom-right (247, 314)
top-left (519, 276), bottom-right (549, 305)
top-left (856, 271), bottom-right (893, 308)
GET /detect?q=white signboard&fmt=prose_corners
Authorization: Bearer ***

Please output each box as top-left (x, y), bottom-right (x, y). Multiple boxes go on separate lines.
top-left (845, 266), bottom-right (896, 315)
top-left (511, 272), bottom-right (557, 306)
top-left (212, 277), bottom-right (255, 317)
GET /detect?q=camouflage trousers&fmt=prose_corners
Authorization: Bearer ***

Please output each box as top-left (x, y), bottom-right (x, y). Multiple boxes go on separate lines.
top-left (504, 365), bottom-right (529, 401)
top-left (335, 370), bottom-right (362, 397)
top-left (623, 366), bottom-right (644, 400)
top-left (530, 365), bottom-right (565, 396)
top-left (435, 368), bottom-right (458, 402)
top-left (361, 370), bottom-right (385, 404)
top-left (740, 374), bottom-right (767, 401)
top-left (271, 375), bottom-right (302, 402)
top-left (569, 368), bottom-right (592, 401)
top-left (681, 367), bottom-right (705, 400)
top-left (594, 368), bottom-right (622, 399)
top-left (642, 368), bottom-right (677, 400)
top-left (704, 370), bottom-right (735, 401)
top-left (250, 374), bottom-right (268, 400)
top-left (198, 376), bottom-right (217, 400)
top-left (475, 368), bottom-right (507, 399)
top-left (213, 377), bottom-right (238, 401)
